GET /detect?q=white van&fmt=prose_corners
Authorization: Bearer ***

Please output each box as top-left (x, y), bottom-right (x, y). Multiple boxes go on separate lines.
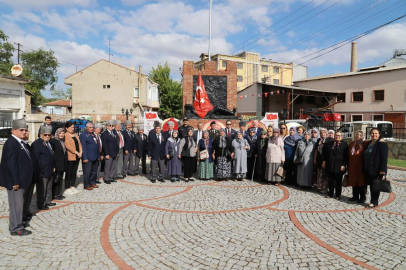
top-left (338, 121), bottom-right (393, 140)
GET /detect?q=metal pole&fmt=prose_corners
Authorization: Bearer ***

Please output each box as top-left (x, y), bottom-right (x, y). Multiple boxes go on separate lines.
top-left (208, 0), bottom-right (212, 61)
top-left (291, 89), bottom-right (294, 119)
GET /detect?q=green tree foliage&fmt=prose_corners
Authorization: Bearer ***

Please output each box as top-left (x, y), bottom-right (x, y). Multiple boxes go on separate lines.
top-left (0, 29), bottom-right (14, 75)
top-left (50, 86), bottom-right (71, 99)
top-left (21, 48), bottom-right (59, 106)
top-left (149, 62), bottom-right (182, 119)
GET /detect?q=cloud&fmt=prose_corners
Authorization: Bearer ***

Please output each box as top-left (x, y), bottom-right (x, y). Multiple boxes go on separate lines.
top-left (0, 0), bottom-right (96, 11)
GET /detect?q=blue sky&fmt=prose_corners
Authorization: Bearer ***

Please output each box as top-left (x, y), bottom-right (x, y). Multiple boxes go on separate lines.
top-left (0, 0), bottom-right (405, 97)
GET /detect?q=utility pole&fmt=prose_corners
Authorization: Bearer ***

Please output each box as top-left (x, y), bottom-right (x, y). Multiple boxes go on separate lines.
top-left (108, 38), bottom-right (113, 61)
top-left (14, 42), bottom-right (23, 64)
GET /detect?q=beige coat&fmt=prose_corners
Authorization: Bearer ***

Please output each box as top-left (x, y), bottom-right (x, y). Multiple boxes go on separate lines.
top-left (266, 138), bottom-right (285, 163)
top-left (65, 133), bottom-right (82, 161)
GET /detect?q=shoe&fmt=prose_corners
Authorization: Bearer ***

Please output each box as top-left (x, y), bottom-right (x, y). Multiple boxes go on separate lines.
top-left (91, 184), bottom-right (99, 188)
top-left (151, 179), bottom-right (156, 183)
top-left (127, 173), bottom-right (135, 176)
top-left (348, 197), bottom-right (358, 201)
top-left (104, 181), bottom-right (111, 184)
top-left (325, 195), bottom-right (331, 199)
top-left (336, 197), bottom-right (341, 201)
top-left (46, 202), bottom-right (56, 206)
top-left (11, 229), bottom-right (32, 236)
top-left (22, 222), bottom-right (30, 228)
top-left (171, 179), bottom-right (175, 182)
top-left (56, 196), bottom-right (64, 200)
top-left (358, 198), bottom-right (366, 203)
top-left (63, 189), bottom-right (73, 196)
top-left (96, 180), bottom-right (102, 184)
top-left (85, 187), bottom-right (93, 190)
top-left (38, 206), bottom-right (49, 210)
top-left (110, 179), bottom-right (117, 183)
top-left (158, 179), bottom-right (165, 182)
top-left (122, 175), bottom-right (126, 179)
top-left (368, 203), bottom-right (376, 208)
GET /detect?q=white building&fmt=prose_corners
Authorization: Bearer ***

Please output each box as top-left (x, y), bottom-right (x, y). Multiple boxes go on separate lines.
top-left (0, 74), bottom-right (30, 123)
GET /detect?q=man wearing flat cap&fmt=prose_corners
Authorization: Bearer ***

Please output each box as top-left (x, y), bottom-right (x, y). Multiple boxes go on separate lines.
top-left (79, 122), bottom-right (100, 190)
top-left (148, 124), bottom-right (166, 182)
top-left (178, 118), bottom-right (192, 139)
top-left (94, 123), bottom-right (104, 183)
top-left (122, 120), bottom-right (136, 177)
top-left (208, 121), bottom-right (219, 140)
top-left (113, 120), bottom-right (125, 180)
top-left (134, 125), bottom-right (148, 175)
top-left (32, 125), bottom-right (56, 210)
top-left (0, 119), bottom-right (36, 236)
top-left (163, 121), bottom-right (176, 140)
top-left (101, 120), bottom-right (119, 184)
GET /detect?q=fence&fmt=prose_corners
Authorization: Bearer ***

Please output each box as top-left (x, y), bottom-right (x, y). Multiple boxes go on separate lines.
top-left (393, 123), bottom-right (406, 141)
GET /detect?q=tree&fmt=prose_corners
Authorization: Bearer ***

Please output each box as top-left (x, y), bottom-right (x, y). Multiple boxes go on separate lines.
top-left (50, 86), bottom-right (71, 99)
top-left (0, 29), bottom-right (15, 75)
top-left (149, 62), bottom-right (182, 119)
top-left (21, 48), bottom-right (59, 106)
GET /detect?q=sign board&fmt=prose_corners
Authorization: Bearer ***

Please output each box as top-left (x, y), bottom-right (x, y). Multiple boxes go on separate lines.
top-left (144, 111), bottom-right (162, 134)
top-left (260, 112), bottom-right (279, 129)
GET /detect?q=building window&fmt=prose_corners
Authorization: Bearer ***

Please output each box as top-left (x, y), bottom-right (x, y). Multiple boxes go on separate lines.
top-left (237, 63), bottom-right (243, 69)
top-left (103, 85), bottom-right (106, 89)
top-left (273, 67), bottom-right (279, 74)
top-left (237, 75), bottom-right (243, 82)
top-left (107, 85), bottom-right (110, 89)
top-left (134, 87), bottom-right (139, 98)
top-left (338, 93), bottom-right (346, 103)
top-left (374, 90), bottom-right (384, 101)
top-left (352, 92), bottom-right (363, 102)
top-left (151, 86), bottom-right (158, 101)
top-left (351, 114), bottom-right (363, 121)
top-left (373, 114), bottom-right (384, 121)
top-left (273, 79), bottom-right (280, 85)
top-left (222, 61), bottom-right (227, 68)
top-left (261, 65), bottom-right (268, 72)
top-left (341, 115), bottom-right (346, 122)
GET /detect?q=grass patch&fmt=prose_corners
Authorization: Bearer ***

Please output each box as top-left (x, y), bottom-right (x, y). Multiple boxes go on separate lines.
top-left (388, 158), bottom-right (406, 168)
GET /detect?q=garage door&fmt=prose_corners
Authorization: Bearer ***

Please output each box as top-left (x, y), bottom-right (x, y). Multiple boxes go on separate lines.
top-left (384, 112), bottom-right (405, 123)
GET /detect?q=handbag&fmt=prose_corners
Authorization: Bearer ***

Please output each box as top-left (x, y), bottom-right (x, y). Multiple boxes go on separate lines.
top-left (371, 174), bottom-right (392, 193)
top-left (342, 173), bottom-right (348, 187)
top-left (167, 149), bottom-right (174, 160)
top-left (274, 165), bottom-right (286, 179)
top-left (200, 149), bottom-right (209, 160)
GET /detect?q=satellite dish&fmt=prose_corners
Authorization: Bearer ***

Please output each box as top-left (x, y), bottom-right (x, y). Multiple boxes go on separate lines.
top-left (11, 64), bottom-right (23, 77)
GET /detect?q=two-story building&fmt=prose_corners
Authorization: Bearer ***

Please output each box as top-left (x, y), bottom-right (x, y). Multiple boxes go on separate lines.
top-left (0, 74), bottom-right (31, 123)
top-left (65, 60), bottom-right (159, 123)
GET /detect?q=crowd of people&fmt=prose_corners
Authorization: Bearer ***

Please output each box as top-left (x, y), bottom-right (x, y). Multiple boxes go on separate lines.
top-left (0, 116), bottom-right (389, 236)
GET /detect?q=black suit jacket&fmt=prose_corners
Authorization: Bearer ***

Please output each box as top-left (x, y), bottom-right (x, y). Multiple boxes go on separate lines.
top-left (50, 138), bottom-right (67, 172)
top-left (32, 138), bottom-right (55, 179)
top-left (134, 133), bottom-right (148, 157)
top-left (322, 140), bottom-right (348, 174)
top-left (364, 141), bottom-right (388, 176)
top-left (193, 130), bottom-right (204, 143)
top-left (148, 132), bottom-right (166, 160)
top-left (163, 130), bottom-right (175, 140)
top-left (224, 128), bottom-right (237, 141)
top-left (178, 125), bottom-right (193, 139)
top-left (101, 130), bottom-right (119, 158)
top-left (0, 136), bottom-right (35, 189)
top-left (123, 129), bottom-right (136, 152)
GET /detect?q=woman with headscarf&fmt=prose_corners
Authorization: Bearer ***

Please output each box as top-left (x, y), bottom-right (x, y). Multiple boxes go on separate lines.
top-left (265, 128), bottom-right (285, 185)
top-left (165, 130), bottom-right (182, 182)
top-left (284, 127), bottom-right (301, 185)
top-left (213, 129), bottom-right (234, 180)
top-left (314, 128), bottom-right (328, 193)
top-left (179, 128), bottom-right (197, 182)
top-left (294, 131), bottom-right (315, 188)
top-left (311, 128), bottom-right (319, 143)
top-left (347, 130), bottom-right (369, 203)
top-left (246, 128), bottom-right (258, 180)
top-left (197, 130), bottom-right (214, 180)
top-left (310, 128), bottom-right (320, 186)
top-left (326, 130), bottom-right (335, 143)
top-left (254, 131), bottom-right (268, 181)
top-left (50, 128), bottom-right (67, 200)
top-left (232, 131), bottom-right (250, 180)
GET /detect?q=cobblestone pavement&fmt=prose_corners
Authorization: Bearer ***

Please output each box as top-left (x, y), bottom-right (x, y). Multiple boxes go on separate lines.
top-left (1, 169), bottom-right (406, 270)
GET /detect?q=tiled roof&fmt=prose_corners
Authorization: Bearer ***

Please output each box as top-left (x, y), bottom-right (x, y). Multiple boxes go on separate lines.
top-left (43, 99), bottom-right (71, 107)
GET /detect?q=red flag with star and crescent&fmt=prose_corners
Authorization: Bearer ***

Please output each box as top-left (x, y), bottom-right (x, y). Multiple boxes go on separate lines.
top-left (193, 73), bottom-right (213, 118)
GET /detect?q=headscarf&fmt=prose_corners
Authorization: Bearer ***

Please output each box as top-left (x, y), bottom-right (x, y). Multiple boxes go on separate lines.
top-left (219, 128), bottom-right (227, 148)
top-left (247, 128), bottom-right (257, 144)
top-left (269, 127), bottom-right (280, 145)
top-left (54, 128), bottom-right (66, 153)
top-left (284, 126), bottom-right (301, 147)
top-left (311, 128), bottom-right (319, 143)
top-left (303, 131), bottom-right (312, 146)
top-left (351, 130), bottom-right (365, 155)
top-left (317, 128), bottom-right (328, 154)
top-left (325, 129), bottom-right (335, 143)
top-left (169, 130), bottom-right (179, 143)
top-left (260, 130), bottom-right (267, 148)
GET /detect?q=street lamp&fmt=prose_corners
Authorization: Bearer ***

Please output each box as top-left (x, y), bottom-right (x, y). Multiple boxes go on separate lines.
top-left (122, 108), bottom-right (133, 120)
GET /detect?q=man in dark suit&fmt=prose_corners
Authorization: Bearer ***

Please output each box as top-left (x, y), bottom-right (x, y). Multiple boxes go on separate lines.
top-left (113, 120), bottom-right (125, 179)
top-left (252, 120), bottom-right (263, 138)
top-left (32, 125), bottom-right (55, 210)
top-left (322, 131), bottom-right (348, 200)
top-left (178, 118), bottom-right (193, 139)
top-left (163, 121), bottom-right (176, 140)
top-left (239, 122), bottom-right (248, 138)
top-left (208, 121), bottom-right (219, 140)
top-left (0, 119), bottom-right (35, 236)
top-left (122, 120), bottom-right (136, 177)
top-left (80, 122), bottom-right (100, 190)
top-left (148, 125), bottom-right (166, 182)
top-left (101, 121), bottom-right (119, 184)
top-left (94, 123), bottom-right (104, 184)
top-left (193, 122), bottom-right (204, 143)
top-left (37, 116), bottom-right (56, 138)
top-left (134, 125), bottom-right (148, 175)
top-left (225, 120), bottom-right (237, 141)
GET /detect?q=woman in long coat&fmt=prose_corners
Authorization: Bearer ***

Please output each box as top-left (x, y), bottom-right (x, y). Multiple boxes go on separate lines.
top-left (197, 130), bottom-right (214, 180)
top-left (265, 128), bottom-right (285, 185)
top-left (179, 128), bottom-right (197, 182)
top-left (213, 129), bottom-right (234, 180)
top-left (254, 131), bottom-right (268, 181)
top-left (294, 131), bottom-right (315, 188)
top-left (165, 130), bottom-right (182, 182)
top-left (50, 128), bottom-right (67, 200)
top-left (232, 131), bottom-right (250, 180)
top-left (284, 127), bottom-right (301, 185)
top-left (314, 128), bottom-right (328, 193)
top-left (246, 128), bottom-right (257, 180)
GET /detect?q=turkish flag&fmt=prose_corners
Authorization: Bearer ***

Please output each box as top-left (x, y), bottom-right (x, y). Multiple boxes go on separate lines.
top-left (193, 74), bottom-right (214, 118)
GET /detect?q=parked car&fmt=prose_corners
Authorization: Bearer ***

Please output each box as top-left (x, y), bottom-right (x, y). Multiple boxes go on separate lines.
top-left (0, 127), bottom-right (12, 141)
top-left (338, 121), bottom-right (393, 140)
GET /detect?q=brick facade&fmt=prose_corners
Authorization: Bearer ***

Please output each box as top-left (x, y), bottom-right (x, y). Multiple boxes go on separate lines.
top-left (182, 60), bottom-right (239, 128)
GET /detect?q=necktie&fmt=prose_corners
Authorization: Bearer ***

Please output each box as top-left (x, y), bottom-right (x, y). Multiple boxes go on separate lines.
top-left (97, 135), bottom-right (101, 152)
top-left (46, 142), bottom-right (53, 153)
top-left (141, 135), bottom-right (143, 141)
top-left (158, 134), bottom-right (161, 144)
top-left (20, 142), bottom-right (31, 159)
top-left (228, 129), bottom-right (230, 137)
top-left (119, 132), bottom-right (124, 148)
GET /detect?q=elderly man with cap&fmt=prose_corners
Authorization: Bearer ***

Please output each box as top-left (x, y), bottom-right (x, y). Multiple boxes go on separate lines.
top-left (208, 121), bottom-right (219, 140)
top-left (178, 117), bottom-right (193, 139)
top-left (94, 123), bottom-right (104, 183)
top-left (79, 122), bottom-right (100, 190)
top-left (134, 125), bottom-right (148, 175)
top-left (113, 120), bottom-right (125, 180)
top-left (148, 124), bottom-right (166, 182)
top-left (163, 121), bottom-right (176, 140)
top-left (32, 125), bottom-right (56, 210)
top-left (122, 120), bottom-right (136, 177)
top-left (0, 119), bottom-right (36, 236)
top-left (101, 120), bottom-right (119, 184)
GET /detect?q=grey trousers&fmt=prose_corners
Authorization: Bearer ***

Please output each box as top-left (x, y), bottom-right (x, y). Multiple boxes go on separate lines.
top-left (23, 181), bottom-right (35, 218)
top-left (97, 159), bottom-right (102, 179)
top-left (122, 152), bottom-right (135, 176)
top-left (37, 176), bottom-right (53, 207)
top-left (114, 148), bottom-right (124, 178)
top-left (104, 156), bottom-right (117, 181)
top-left (151, 159), bottom-right (165, 180)
top-left (134, 155), bottom-right (147, 174)
top-left (7, 189), bottom-right (25, 233)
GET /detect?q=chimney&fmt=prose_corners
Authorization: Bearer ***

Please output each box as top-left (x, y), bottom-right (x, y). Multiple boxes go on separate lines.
top-left (350, 41), bottom-right (357, 72)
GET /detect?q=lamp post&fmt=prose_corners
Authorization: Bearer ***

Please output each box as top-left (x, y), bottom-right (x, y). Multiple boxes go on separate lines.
top-left (122, 108), bottom-right (133, 120)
